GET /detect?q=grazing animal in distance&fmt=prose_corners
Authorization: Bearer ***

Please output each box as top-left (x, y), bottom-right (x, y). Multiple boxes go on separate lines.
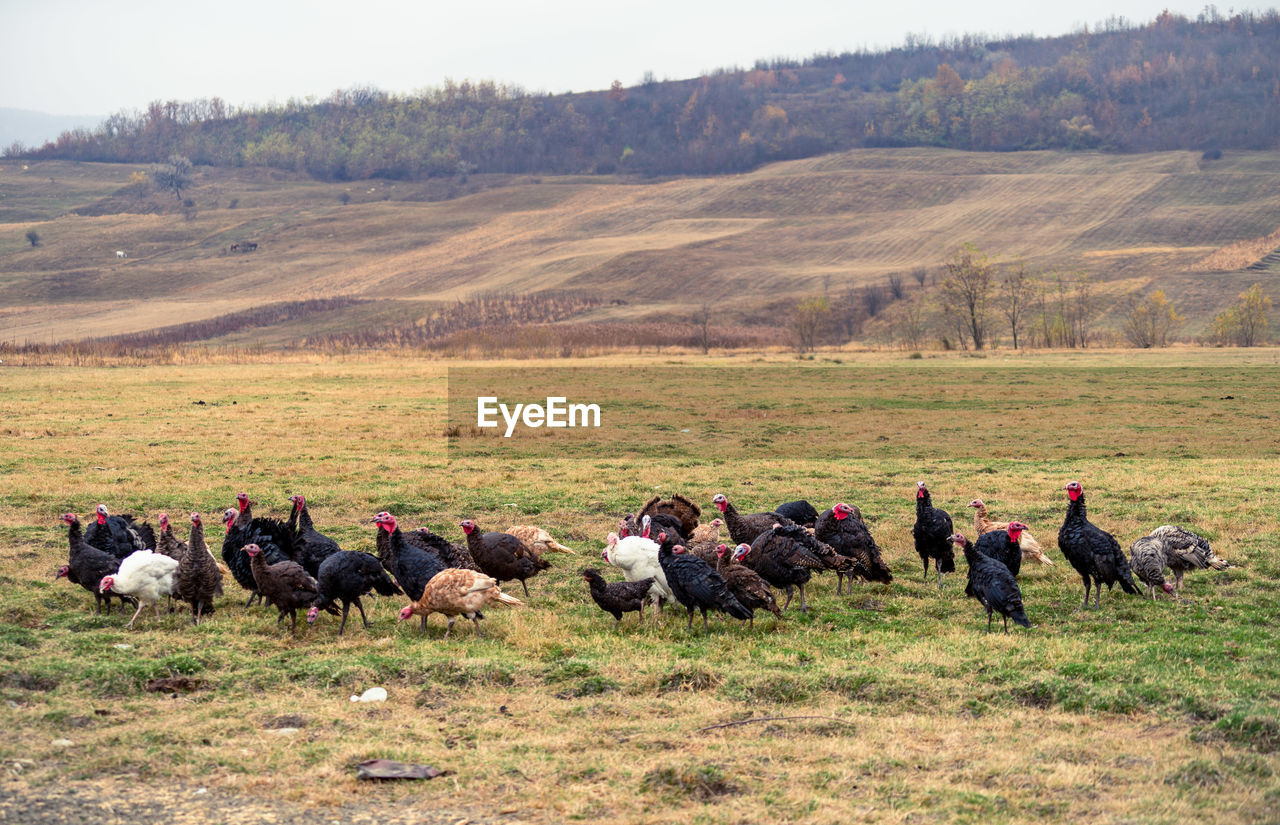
top-left (913, 481), bottom-right (955, 586)
top-left (1057, 482), bottom-right (1139, 609)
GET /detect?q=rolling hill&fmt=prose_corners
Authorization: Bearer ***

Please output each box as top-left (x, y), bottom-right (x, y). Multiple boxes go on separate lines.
top-left (2, 148), bottom-right (1279, 346)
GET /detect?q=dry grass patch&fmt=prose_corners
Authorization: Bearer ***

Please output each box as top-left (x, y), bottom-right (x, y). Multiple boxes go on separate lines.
top-left (6, 150), bottom-right (1280, 342)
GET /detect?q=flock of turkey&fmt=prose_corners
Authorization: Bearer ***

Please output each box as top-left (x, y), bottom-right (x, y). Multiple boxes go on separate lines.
top-left (54, 483), bottom-right (1231, 637)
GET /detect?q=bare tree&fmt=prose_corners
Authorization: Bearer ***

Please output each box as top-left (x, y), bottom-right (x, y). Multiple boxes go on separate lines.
top-left (832, 288), bottom-right (865, 341)
top-left (151, 154), bottom-right (194, 201)
top-left (887, 273), bottom-right (905, 300)
top-left (692, 302), bottom-right (713, 353)
top-left (888, 297), bottom-right (929, 351)
top-left (1068, 271), bottom-right (1098, 347)
top-left (941, 243), bottom-right (995, 350)
top-left (911, 266), bottom-right (927, 287)
top-left (862, 285), bottom-right (885, 318)
top-left (999, 262), bottom-right (1034, 349)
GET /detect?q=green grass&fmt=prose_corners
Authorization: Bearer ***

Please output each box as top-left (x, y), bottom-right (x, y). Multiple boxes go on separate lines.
top-left (1, 350), bottom-right (1278, 823)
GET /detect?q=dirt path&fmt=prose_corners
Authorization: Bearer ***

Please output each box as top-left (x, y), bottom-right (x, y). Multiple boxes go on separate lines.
top-left (0, 778), bottom-right (517, 825)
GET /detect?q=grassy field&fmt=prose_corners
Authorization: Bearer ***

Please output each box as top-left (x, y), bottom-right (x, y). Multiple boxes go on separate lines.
top-left (2, 349), bottom-right (1279, 824)
top-left (3, 149), bottom-right (1280, 344)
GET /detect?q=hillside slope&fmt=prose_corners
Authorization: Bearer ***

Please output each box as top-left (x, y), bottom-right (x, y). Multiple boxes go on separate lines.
top-left (2, 149), bottom-right (1278, 344)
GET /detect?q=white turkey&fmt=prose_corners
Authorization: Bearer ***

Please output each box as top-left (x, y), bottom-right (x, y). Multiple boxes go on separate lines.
top-left (601, 531), bottom-right (672, 617)
top-left (99, 550), bottom-right (180, 629)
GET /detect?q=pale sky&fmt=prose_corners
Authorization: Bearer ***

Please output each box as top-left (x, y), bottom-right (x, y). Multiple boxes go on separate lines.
top-left (2, 0), bottom-right (1232, 117)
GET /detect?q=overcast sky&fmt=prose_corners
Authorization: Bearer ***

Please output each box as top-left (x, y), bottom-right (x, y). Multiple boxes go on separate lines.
top-left (2, 0), bottom-right (1231, 117)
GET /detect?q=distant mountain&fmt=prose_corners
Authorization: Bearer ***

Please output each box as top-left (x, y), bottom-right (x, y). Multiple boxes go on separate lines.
top-left (0, 108), bottom-right (104, 153)
top-left (10, 11), bottom-right (1280, 178)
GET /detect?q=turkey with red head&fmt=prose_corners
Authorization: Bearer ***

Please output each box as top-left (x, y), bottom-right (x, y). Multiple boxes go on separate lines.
top-left (715, 544), bottom-right (784, 628)
top-left (815, 502), bottom-right (893, 590)
top-left (912, 481), bottom-right (955, 586)
top-left (244, 543), bottom-right (334, 634)
top-left (221, 493), bottom-right (297, 607)
top-left (973, 521), bottom-right (1027, 578)
top-left (1058, 481), bottom-right (1139, 609)
top-left (658, 543), bottom-right (752, 633)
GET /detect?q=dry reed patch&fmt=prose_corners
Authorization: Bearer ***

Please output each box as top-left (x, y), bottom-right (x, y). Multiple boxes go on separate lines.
top-left (1194, 225), bottom-right (1280, 271)
top-left (7, 151), bottom-right (1280, 343)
